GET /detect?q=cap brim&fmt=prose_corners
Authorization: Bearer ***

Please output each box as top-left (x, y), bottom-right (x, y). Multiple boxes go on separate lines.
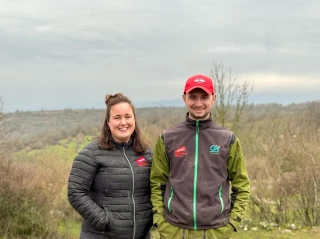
top-left (185, 86), bottom-right (213, 94)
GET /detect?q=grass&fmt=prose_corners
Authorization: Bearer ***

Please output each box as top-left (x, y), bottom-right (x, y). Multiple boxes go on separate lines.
top-left (57, 220), bottom-right (81, 239)
top-left (150, 227), bottom-right (320, 239)
top-left (231, 227), bottom-right (320, 239)
top-left (4, 135), bottom-right (320, 239)
top-left (0, 136), bottom-right (91, 239)
top-left (13, 135), bottom-right (93, 163)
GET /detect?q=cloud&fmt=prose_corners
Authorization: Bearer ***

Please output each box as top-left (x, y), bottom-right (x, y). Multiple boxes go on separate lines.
top-left (0, 0), bottom-right (320, 112)
top-left (239, 73), bottom-right (320, 93)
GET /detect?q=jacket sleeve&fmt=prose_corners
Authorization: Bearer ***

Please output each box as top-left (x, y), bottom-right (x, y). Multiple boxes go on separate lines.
top-left (227, 135), bottom-right (250, 231)
top-left (150, 135), bottom-right (169, 225)
top-left (67, 146), bottom-right (109, 230)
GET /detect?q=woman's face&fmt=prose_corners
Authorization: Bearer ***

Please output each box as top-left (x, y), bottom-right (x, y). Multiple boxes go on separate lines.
top-left (107, 102), bottom-right (135, 143)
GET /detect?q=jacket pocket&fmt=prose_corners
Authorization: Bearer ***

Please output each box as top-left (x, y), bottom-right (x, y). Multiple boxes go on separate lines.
top-left (218, 185), bottom-right (225, 215)
top-left (167, 186), bottom-right (174, 212)
top-left (102, 207), bottom-right (112, 231)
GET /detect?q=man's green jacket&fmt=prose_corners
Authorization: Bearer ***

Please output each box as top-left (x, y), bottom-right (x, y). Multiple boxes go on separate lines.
top-left (150, 116), bottom-right (250, 232)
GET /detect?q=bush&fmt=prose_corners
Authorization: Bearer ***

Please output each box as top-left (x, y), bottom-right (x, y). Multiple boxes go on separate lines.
top-left (0, 155), bottom-right (73, 238)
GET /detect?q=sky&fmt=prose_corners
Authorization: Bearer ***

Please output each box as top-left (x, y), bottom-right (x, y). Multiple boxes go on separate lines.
top-left (1, 0), bottom-right (319, 112)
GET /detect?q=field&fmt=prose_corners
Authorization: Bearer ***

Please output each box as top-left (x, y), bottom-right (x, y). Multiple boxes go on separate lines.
top-left (151, 227), bottom-right (320, 239)
top-left (0, 103), bottom-right (319, 238)
top-left (58, 220), bottom-right (320, 239)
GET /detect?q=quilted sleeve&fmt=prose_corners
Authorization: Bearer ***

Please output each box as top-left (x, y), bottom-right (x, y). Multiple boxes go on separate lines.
top-left (67, 146), bottom-right (109, 230)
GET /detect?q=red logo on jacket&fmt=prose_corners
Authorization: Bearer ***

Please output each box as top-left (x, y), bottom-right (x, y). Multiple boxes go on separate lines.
top-left (136, 156), bottom-right (148, 167)
top-left (174, 146), bottom-right (187, 157)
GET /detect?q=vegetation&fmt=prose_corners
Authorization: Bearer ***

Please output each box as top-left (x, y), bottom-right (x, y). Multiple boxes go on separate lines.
top-left (0, 99), bottom-right (319, 238)
top-left (210, 62), bottom-right (253, 131)
top-left (151, 227), bottom-right (320, 239)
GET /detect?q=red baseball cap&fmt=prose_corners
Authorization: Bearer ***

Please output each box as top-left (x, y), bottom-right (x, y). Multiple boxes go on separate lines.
top-left (184, 74), bottom-right (214, 94)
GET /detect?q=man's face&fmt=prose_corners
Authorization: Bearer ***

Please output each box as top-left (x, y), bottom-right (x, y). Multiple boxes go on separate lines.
top-left (182, 88), bottom-right (216, 120)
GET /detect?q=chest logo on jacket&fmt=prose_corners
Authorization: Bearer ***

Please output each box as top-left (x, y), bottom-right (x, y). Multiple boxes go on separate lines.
top-left (136, 156), bottom-right (148, 167)
top-left (210, 145), bottom-right (220, 154)
top-left (174, 146), bottom-right (188, 157)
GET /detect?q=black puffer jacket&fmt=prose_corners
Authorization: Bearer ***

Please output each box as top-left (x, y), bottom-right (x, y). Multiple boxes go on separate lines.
top-left (68, 139), bottom-right (153, 239)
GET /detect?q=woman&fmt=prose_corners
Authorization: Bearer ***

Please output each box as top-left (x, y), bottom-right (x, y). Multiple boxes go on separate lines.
top-left (68, 93), bottom-right (153, 239)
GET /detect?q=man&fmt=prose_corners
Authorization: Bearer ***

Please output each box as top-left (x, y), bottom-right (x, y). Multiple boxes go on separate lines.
top-left (150, 74), bottom-right (250, 239)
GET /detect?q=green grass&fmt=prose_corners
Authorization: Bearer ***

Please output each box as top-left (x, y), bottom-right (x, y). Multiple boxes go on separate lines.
top-left (57, 220), bottom-right (81, 239)
top-left (8, 134), bottom-right (320, 239)
top-left (13, 135), bottom-right (93, 162)
top-left (231, 227), bottom-right (320, 239)
top-left (151, 227), bottom-right (320, 239)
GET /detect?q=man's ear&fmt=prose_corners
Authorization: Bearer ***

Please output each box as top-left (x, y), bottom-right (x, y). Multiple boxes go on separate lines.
top-left (211, 94), bottom-right (216, 106)
top-left (182, 94), bottom-right (186, 103)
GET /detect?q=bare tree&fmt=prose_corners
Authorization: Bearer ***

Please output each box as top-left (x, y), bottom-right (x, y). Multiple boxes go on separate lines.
top-left (0, 96), bottom-right (4, 114)
top-left (247, 110), bottom-right (320, 227)
top-left (0, 97), bottom-right (14, 172)
top-left (210, 62), bottom-right (253, 130)
top-left (0, 97), bottom-right (8, 156)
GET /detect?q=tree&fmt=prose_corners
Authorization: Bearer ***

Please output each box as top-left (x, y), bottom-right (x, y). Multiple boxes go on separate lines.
top-left (0, 96), bottom-right (4, 114)
top-left (0, 97), bottom-right (9, 156)
top-left (210, 62), bottom-right (253, 130)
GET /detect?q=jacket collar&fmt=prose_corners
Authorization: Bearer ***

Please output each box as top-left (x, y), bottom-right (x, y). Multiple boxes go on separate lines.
top-left (185, 113), bottom-right (213, 130)
top-left (111, 137), bottom-right (133, 150)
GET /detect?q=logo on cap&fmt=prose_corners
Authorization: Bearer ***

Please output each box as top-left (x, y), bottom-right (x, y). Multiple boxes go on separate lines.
top-left (194, 78), bottom-right (205, 83)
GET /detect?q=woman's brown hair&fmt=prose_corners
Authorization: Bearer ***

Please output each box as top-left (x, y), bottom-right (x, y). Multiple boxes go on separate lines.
top-left (98, 93), bottom-right (149, 153)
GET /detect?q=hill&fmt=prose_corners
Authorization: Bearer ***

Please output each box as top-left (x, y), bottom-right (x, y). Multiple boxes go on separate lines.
top-left (0, 101), bottom-right (317, 152)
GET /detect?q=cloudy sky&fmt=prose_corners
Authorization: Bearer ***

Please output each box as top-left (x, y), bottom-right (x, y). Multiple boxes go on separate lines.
top-left (1, 0), bottom-right (319, 112)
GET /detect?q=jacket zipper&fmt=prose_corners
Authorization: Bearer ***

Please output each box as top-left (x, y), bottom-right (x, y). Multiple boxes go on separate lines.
top-left (123, 147), bottom-right (136, 239)
top-left (168, 186), bottom-right (174, 212)
top-left (218, 185), bottom-right (224, 215)
top-left (193, 120), bottom-right (199, 229)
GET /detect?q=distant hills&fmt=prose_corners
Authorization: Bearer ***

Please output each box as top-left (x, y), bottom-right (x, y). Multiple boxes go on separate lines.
top-left (135, 99), bottom-right (184, 108)
top-left (3, 92), bottom-right (319, 113)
